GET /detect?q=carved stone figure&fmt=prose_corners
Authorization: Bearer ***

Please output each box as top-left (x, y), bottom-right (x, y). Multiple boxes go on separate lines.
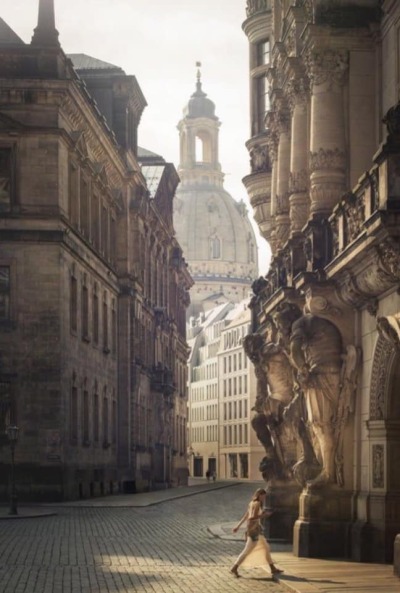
top-left (244, 316), bottom-right (317, 486)
top-left (289, 312), bottom-right (343, 487)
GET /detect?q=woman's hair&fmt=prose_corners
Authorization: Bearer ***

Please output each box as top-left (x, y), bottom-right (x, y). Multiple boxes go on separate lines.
top-left (251, 488), bottom-right (266, 501)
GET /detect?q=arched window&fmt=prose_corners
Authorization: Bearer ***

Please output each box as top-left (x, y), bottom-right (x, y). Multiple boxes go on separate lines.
top-left (247, 237), bottom-right (255, 263)
top-left (210, 235), bottom-right (221, 259)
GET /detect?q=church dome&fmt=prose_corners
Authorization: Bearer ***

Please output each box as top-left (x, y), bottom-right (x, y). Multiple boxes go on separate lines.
top-left (183, 82), bottom-right (216, 119)
top-left (174, 188), bottom-right (257, 279)
top-left (174, 67), bottom-right (258, 315)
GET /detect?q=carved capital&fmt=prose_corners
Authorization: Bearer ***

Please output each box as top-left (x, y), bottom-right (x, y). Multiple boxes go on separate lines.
top-left (306, 49), bottom-right (349, 89)
top-left (276, 109), bottom-right (291, 136)
top-left (286, 75), bottom-right (310, 112)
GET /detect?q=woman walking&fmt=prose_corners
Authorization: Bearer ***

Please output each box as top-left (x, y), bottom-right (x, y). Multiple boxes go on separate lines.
top-left (230, 487), bottom-right (283, 579)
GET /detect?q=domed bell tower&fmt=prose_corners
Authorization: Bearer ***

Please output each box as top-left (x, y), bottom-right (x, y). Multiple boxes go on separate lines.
top-left (178, 63), bottom-right (224, 190)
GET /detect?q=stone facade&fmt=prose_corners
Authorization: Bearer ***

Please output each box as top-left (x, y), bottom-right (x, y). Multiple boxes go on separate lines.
top-left (0, 1), bottom-right (192, 501)
top-left (187, 301), bottom-right (263, 481)
top-left (242, 0), bottom-right (400, 566)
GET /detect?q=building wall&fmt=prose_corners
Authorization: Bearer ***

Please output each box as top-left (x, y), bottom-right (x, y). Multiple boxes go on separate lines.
top-left (242, 0), bottom-right (400, 562)
top-left (0, 21), bottom-right (192, 500)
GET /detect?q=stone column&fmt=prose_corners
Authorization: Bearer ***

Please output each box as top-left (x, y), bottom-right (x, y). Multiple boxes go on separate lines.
top-left (287, 74), bottom-right (310, 235)
top-left (267, 126), bottom-right (279, 256)
top-left (307, 49), bottom-right (348, 218)
top-left (274, 105), bottom-right (291, 249)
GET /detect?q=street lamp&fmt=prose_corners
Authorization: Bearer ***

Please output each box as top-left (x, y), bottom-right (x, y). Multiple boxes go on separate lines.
top-left (6, 425), bottom-right (19, 516)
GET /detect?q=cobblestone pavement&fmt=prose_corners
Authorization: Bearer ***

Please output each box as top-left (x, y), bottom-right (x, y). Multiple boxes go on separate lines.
top-left (0, 482), bottom-right (292, 593)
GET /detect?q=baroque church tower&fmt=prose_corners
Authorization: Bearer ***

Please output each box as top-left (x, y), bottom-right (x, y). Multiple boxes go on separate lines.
top-left (174, 66), bottom-right (258, 316)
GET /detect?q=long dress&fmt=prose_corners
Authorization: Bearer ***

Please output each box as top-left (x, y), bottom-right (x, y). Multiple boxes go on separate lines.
top-left (234, 500), bottom-right (274, 570)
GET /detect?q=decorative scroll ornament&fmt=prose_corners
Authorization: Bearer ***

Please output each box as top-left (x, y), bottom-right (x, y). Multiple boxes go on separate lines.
top-left (309, 147), bottom-right (346, 173)
top-left (306, 49), bottom-right (349, 89)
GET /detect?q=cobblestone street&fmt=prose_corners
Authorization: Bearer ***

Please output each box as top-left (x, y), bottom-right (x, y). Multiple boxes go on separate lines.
top-left (0, 483), bottom-right (291, 593)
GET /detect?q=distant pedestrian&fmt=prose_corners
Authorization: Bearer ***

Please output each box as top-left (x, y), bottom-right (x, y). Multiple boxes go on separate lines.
top-left (212, 471), bottom-right (216, 482)
top-left (230, 487), bottom-right (283, 579)
top-left (206, 470), bottom-right (210, 482)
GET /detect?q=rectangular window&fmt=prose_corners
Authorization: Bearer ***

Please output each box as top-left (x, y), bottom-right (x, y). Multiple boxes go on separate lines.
top-left (93, 393), bottom-right (99, 443)
top-left (0, 267), bottom-right (10, 320)
top-left (101, 205), bottom-right (108, 257)
top-left (110, 216), bottom-right (116, 264)
top-left (91, 192), bottom-right (99, 249)
top-left (81, 283), bottom-right (89, 340)
top-left (257, 76), bottom-right (268, 132)
top-left (111, 301), bottom-right (117, 356)
top-left (82, 390), bottom-right (89, 444)
top-left (69, 162), bottom-right (79, 227)
top-left (257, 39), bottom-right (270, 66)
top-left (70, 386), bottom-right (78, 444)
top-left (103, 396), bottom-right (109, 445)
top-left (93, 288), bottom-right (99, 344)
top-left (112, 399), bottom-right (117, 444)
top-left (70, 275), bottom-right (78, 333)
top-left (103, 292), bottom-right (109, 352)
top-left (80, 176), bottom-right (90, 238)
top-left (0, 147), bottom-right (13, 212)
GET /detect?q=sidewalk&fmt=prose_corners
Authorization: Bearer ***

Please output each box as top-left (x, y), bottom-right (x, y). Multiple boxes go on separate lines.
top-left (0, 478), bottom-right (239, 515)
top-left (208, 520), bottom-right (400, 593)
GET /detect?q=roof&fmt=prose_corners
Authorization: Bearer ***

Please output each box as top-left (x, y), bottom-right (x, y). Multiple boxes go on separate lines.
top-left (67, 53), bottom-right (124, 73)
top-left (0, 18), bottom-right (25, 45)
top-left (138, 146), bottom-right (165, 161)
top-left (141, 165), bottom-right (166, 198)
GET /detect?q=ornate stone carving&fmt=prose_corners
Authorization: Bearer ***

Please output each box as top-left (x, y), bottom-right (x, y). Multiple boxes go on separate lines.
top-left (272, 303), bottom-right (359, 489)
top-left (372, 444), bottom-right (384, 488)
top-left (306, 49), bottom-right (349, 89)
top-left (376, 238), bottom-right (400, 280)
top-left (246, 0), bottom-right (269, 17)
top-left (377, 314), bottom-right (400, 351)
top-left (243, 320), bottom-right (317, 487)
top-left (369, 333), bottom-right (396, 420)
top-left (289, 169), bottom-right (308, 193)
top-left (249, 143), bottom-right (270, 173)
top-left (343, 192), bottom-right (365, 245)
top-left (309, 147), bottom-right (346, 173)
top-left (295, 0), bottom-right (313, 20)
top-left (286, 76), bottom-right (309, 111)
top-left (276, 109), bottom-right (291, 135)
top-left (285, 25), bottom-right (296, 57)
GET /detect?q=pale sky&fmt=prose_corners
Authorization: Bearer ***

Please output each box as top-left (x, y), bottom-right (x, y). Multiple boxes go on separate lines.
top-left (2, 0), bottom-right (270, 275)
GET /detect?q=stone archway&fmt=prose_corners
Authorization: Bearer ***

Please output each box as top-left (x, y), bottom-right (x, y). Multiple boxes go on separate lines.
top-left (366, 331), bottom-right (400, 563)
